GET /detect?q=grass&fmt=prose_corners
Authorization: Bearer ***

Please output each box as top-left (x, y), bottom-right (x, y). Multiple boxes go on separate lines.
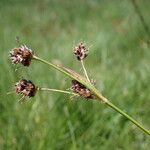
top-left (0, 0), bottom-right (150, 149)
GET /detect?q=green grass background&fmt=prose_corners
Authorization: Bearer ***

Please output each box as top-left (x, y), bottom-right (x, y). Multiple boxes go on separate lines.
top-left (0, 0), bottom-right (150, 149)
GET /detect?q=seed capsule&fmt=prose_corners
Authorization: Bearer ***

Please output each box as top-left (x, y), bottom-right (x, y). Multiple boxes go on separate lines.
top-left (15, 79), bottom-right (37, 97)
top-left (10, 45), bottom-right (33, 66)
top-left (74, 42), bottom-right (89, 61)
top-left (71, 80), bottom-right (93, 99)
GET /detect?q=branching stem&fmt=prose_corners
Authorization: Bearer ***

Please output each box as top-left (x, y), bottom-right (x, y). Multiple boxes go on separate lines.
top-left (33, 55), bottom-right (150, 135)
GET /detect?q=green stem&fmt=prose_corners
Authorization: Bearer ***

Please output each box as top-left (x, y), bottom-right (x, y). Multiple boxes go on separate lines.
top-left (39, 87), bottom-right (78, 96)
top-left (81, 60), bottom-right (90, 82)
top-left (33, 55), bottom-right (72, 78)
top-left (33, 55), bottom-right (150, 135)
top-left (105, 100), bottom-right (150, 135)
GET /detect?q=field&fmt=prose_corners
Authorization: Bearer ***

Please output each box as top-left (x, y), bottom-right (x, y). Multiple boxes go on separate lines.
top-left (0, 0), bottom-right (150, 149)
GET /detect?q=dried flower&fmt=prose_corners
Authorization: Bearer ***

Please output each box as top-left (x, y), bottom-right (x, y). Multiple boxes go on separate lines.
top-left (15, 79), bottom-right (37, 97)
top-left (71, 80), bottom-right (93, 99)
top-left (74, 42), bottom-right (89, 60)
top-left (10, 45), bottom-right (33, 66)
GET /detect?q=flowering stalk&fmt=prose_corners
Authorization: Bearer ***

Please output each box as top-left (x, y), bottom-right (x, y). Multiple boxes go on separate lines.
top-left (9, 45), bottom-right (150, 135)
top-left (74, 42), bottom-right (90, 82)
top-left (33, 55), bottom-right (150, 135)
top-left (13, 79), bottom-right (78, 99)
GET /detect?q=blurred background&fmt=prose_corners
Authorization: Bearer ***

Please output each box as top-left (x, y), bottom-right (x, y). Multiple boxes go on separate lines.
top-left (0, 0), bottom-right (150, 149)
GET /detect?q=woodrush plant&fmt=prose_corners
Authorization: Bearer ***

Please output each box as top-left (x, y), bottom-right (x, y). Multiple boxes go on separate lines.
top-left (9, 42), bottom-right (150, 135)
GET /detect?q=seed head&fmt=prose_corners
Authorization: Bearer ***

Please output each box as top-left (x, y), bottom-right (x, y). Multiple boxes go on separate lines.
top-left (74, 42), bottom-right (89, 61)
top-left (15, 79), bottom-right (37, 97)
top-left (71, 80), bottom-right (93, 99)
top-left (10, 45), bottom-right (33, 66)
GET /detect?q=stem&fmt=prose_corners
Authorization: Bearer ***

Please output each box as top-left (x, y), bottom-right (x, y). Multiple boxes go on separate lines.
top-left (81, 60), bottom-right (90, 82)
top-left (39, 87), bottom-right (78, 96)
top-left (33, 55), bottom-right (150, 135)
top-left (33, 55), bottom-right (75, 79)
top-left (102, 97), bottom-right (150, 135)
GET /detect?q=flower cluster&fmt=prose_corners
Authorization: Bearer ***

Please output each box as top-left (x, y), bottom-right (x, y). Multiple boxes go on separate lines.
top-left (74, 42), bottom-right (89, 60)
top-left (10, 45), bottom-right (33, 66)
top-left (71, 80), bottom-right (93, 99)
top-left (8, 40), bottom-right (149, 134)
top-left (15, 79), bottom-right (37, 97)
top-left (9, 41), bottom-right (93, 100)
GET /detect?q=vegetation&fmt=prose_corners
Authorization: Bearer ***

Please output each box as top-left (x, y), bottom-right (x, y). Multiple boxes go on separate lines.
top-left (0, 0), bottom-right (150, 149)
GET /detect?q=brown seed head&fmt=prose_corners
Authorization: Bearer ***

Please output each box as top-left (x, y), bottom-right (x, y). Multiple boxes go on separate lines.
top-left (71, 80), bottom-right (93, 99)
top-left (74, 42), bottom-right (89, 60)
top-left (10, 45), bottom-right (33, 66)
top-left (15, 79), bottom-right (37, 97)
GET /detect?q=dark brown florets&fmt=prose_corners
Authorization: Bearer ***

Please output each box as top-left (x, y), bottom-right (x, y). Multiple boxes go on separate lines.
top-left (10, 45), bottom-right (33, 66)
top-left (71, 80), bottom-right (93, 99)
top-left (15, 79), bottom-right (37, 97)
top-left (74, 42), bottom-right (89, 61)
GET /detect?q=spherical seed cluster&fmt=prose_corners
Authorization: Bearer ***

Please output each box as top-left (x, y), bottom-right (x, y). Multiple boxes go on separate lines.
top-left (74, 42), bottom-right (89, 60)
top-left (71, 80), bottom-right (93, 99)
top-left (10, 45), bottom-right (33, 66)
top-left (15, 79), bottom-right (37, 97)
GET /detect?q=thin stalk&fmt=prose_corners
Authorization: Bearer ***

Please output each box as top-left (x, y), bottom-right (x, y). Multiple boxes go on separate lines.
top-left (101, 97), bottom-right (150, 135)
top-left (33, 55), bottom-right (150, 135)
top-left (33, 55), bottom-right (76, 80)
top-left (39, 87), bottom-right (78, 96)
top-left (80, 60), bottom-right (90, 82)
